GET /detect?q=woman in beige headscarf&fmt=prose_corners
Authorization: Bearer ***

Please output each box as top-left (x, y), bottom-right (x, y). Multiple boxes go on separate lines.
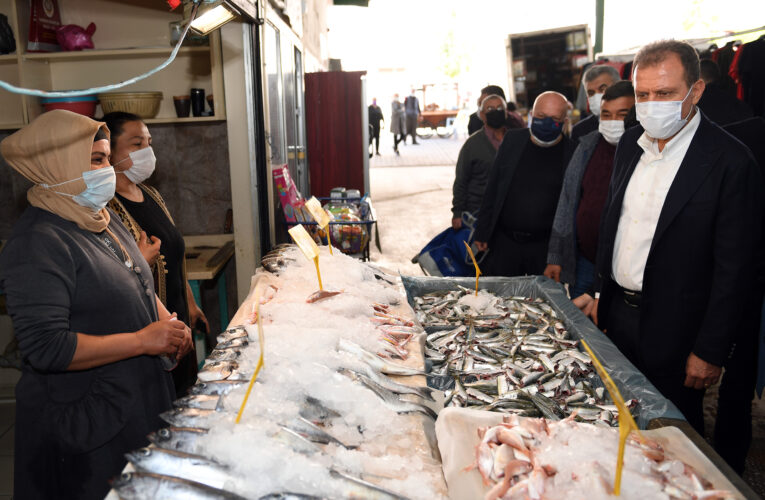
top-left (0, 110), bottom-right (192, 500)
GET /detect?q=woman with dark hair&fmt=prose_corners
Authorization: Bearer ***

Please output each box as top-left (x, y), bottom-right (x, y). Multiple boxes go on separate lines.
top-left (0, 110), bottom-right (191, 499)
top-left (102, 111), bottom-right (208, 395)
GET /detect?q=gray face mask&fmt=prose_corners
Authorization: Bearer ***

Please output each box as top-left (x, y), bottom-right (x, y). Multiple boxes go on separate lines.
top-left (40, 167), bottom-right (116, 211)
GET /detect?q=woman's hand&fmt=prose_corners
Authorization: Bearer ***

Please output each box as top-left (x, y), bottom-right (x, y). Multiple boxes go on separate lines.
top-left (135, 317), bottom-right (187, 356)
top-left (188, 300), bottom-right (209, 333)
top-left (138, 231), bottom-right (161, 265)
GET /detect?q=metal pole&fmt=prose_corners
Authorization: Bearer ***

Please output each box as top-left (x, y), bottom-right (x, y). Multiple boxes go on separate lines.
top-left (594, 0), bottom-right (604, 56)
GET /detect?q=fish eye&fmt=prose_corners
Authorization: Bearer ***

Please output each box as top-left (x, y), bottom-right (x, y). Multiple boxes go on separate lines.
top-left (159, 429), bottom-right (170, 438)
top-left (121, 472), bottom-right (132, 480)
top-left (140, 448), bottom-right (151, 456)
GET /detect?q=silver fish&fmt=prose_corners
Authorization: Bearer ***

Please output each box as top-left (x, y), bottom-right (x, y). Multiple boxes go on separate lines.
top-left (198, 361), bottom-right (248, 382)
top-left (160, 408), bottom-right (217, 428)
top-left (338, 365), bottom-right (434, 402)
top-left (216, 337), bottom-right (249, 350)
top-left (188, 380), bottom-right (246, 396)
top-left (125, 447), bottom-right (234, 490)
top-left (357, 373), bottom-right (437, 420)
top-left (148, 426), bottom-right (208, 454)
top-left (338, 339), bottom-right (425, 376)
top-left (216, 329), bottom-right (248, 344)
top-left (282, 417), bottom-right (356, 449)
top-left (207, 349), bottom-right (244, 362)
top-left (258, 494), bottom-right (326, 500)
top-left (174, 394), bottom-right (222, 410)
top-left (110, 471), bottom-right (246, 500)
top-left (299, 396), bottom-right (341, 425)
top-left (330, 468), bottom-right (410, 500)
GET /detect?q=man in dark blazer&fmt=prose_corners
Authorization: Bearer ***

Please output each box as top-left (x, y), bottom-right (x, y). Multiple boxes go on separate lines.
top-left (474, 91), bottom-right (574, 276)
top-left (589, 40), bottom-right (763, 434)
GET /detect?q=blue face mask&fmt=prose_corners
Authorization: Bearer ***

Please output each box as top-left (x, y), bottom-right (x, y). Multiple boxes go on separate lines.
top-left (530, 117), bottom-right (564, 144)
top-left (40, 167), bottom-right (116, 211)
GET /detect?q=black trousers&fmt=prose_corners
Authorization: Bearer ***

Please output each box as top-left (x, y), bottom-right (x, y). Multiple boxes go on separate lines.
top-left (371, 125), bottom-right (380, 153)
top-left (484, 232), bottom-right (548, 277)
top-left (405, 114), bottom-right (418, 143)
top-left (393, 133), bottom-right (404, 151)
top-left (713, 292), bottom-right (761, 473)
top-left (604, 292), bottom-right (705, 434)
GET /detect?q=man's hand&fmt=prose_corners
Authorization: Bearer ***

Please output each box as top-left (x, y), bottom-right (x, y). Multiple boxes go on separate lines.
top-left (684, 353), bottom-right (722, 390)
top-left (572, 294), bottom-right (600, 326)
top-left (543, 264), bottom-right (561, 282)
top-left (474, 241), bottom-right (488, 252)
top-left (188, 299), bottom-right (209, 334)
top-left (452, 218), bottom-right (463, 230)
top-left (138, 231), bottom-right (161, 266)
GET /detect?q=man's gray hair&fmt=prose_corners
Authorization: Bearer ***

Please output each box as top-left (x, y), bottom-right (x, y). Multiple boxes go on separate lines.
top-left (633, 39), bottom-right (700, 89)
top-left (583, 64), bottom-right (621, 84)
top-left (480, 94), bottom-right (507, 112)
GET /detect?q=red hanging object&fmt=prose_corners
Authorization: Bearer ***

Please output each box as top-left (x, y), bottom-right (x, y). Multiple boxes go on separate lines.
top-left (167, 0), bottom-right (181, 10)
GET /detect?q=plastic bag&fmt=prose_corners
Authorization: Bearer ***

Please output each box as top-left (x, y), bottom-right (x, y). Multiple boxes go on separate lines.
top-left (56, 22), bottom-right (96, 51)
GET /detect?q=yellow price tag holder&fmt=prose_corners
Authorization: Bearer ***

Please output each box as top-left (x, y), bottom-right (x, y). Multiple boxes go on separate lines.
top-left (235, 289), bottom-right (266, 424)
top-left (463, 241), bottom-right (482, 296)
top-left (304, 196), bottom-right (333, 255)
top-left (288, 224), bottom-right (323, 290)
top-left (580, 339), bottom-right (643, 496)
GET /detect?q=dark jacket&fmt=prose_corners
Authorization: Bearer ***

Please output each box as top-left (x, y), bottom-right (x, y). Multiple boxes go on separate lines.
top-left (571, 114), bottom-right (598, 142)
top-left (452, 128), bottom-right (499, 217)
top-left (368, 104), bottom-right (384, 130)
top-left (475, 129), bottom-right (574, 243)
top-left (698, 83), bottom-right (753, 126)
top-left (0, 207), bottom-right (175, 499)
top-left (547, 129), bottom-right (602, 284)
top-left (468, 111), bottom-right (525, 136)
top-left (595, 112), bottom-right (763, 377)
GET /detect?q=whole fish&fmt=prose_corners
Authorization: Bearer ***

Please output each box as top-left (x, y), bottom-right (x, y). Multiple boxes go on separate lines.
top-left (110, 471), bottom-right (246, 500)
top-left (216, 328), bottom-right (248, 344)
top-left (357, 373), bottom-right (437, 420)
top-left (125, 447), bottom-right (235, 490)
top-left (207, 349), bottom-right (244, 362)
top-left (259, 494), bottom-right (326, 500)
top-left (160, 408), bottom-right (218, 428)
top-left (282, 417), bottom-right (356, 449)
top-left (188, 380), bottom-right (246, 396)
top-left (148, 426), bottom-right (208, 454)
top-left (338, 365), bottom-right (434, 402)
top-left (330, 468), bottom-right (411, 500)
top-left (174, 394), bottom-right (222, 410)
top-left (198, 361), bottom-right (248, 382)
top-left (216, 337), bottom-right (249, 350)
top-left (299, 396), bottom-right (342, 425)
top-left (338, 339), bottom-right (425, 377)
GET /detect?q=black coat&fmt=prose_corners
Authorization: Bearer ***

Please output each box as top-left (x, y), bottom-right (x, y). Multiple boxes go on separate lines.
top-left (595, 112), bottom-right (763, 377)
top-left (698, 83), bottom-right (753, 126)
top-left (571, 114), bottom-right (599, 142)
top-left (474, 129), bottom-right (574, 243)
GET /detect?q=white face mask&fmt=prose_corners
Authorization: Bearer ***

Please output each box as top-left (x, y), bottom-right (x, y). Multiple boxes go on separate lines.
top-left (635, 85), bottom-right (694, 140)
top-left (40, 167), bottom-right (116, 211)
top-left (115, 146), bottom-right (156, 184)
top-left (599, 119), bottom-right (626, 145)
top-left (588, 93), bottom-right (604, 117)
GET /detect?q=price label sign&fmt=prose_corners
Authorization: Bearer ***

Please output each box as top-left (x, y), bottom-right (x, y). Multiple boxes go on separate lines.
top-left (580, 340), bottom-right (643, 495)
top-left (463, 241), bottom-right (482, 296)
top-left (304, 196), bottom-right (333, 255)
top-left (288, 224), bottom-right (323, 290)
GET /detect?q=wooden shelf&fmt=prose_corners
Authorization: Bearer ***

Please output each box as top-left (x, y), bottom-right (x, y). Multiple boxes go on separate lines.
top-left (0, 54), bottom-right (18, 62)
top-left (0, 123), bottom-right (25, 131)
top-left (23, 46), bottom-right (210, 62)
top-left (144, 116), bottom-right (225, 125)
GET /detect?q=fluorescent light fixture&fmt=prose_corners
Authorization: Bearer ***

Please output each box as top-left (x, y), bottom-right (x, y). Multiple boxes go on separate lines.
top-left (190, 0), bottom-right (238, 35)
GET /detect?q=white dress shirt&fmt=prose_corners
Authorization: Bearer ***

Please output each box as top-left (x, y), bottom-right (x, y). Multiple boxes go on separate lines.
top-left (612, 110), bottom-right (701, 291)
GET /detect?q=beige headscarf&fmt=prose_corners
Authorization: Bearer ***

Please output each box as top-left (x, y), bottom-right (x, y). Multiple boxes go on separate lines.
top-left (1, 109), bottom-right (112, 232)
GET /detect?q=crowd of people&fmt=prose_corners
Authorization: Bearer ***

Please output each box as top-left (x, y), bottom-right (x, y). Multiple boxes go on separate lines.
top-left (452, 39), bottom-right (765, 476)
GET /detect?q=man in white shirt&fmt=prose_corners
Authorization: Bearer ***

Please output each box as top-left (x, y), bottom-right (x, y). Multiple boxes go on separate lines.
top-left (588, 40), bottom-right (763, 436)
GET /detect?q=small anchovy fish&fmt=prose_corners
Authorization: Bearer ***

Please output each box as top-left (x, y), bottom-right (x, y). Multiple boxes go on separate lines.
top-left (273, 427), bottom-right (322, 455)
top-left (188, 380), bottom-right (246, 396)
top-left (299, 396), bottom-right (342, 425)
top-left (147, 427), bottom-right (209, 454)
top-left (282, 417), bottom-right (356, 449)
top-left (125, 447), bottom-right (234, 490)
top-left (110, 471), bottom-right (247, 500)
top-left (174, 394), bottom-right (222, 410)
top-left (160, 408), bottom-right (217, 428)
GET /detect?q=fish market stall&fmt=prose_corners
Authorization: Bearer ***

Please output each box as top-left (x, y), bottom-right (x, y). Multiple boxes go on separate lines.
top-left (107, 246), bottom-right (448, 499)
